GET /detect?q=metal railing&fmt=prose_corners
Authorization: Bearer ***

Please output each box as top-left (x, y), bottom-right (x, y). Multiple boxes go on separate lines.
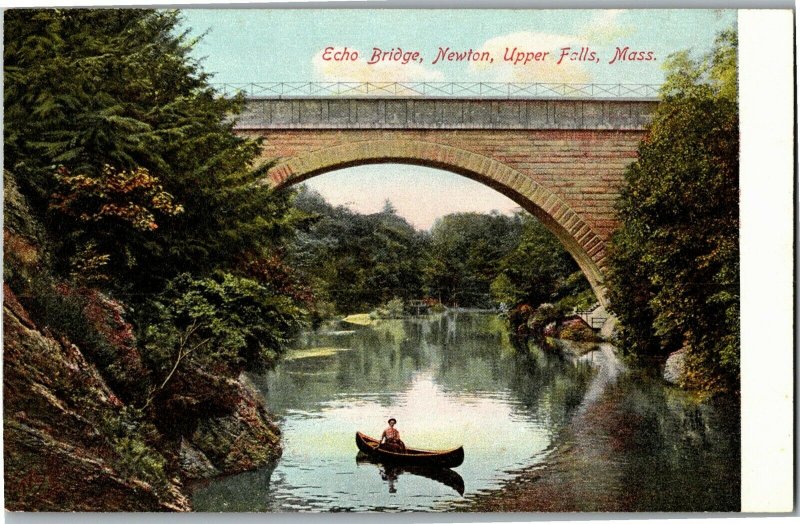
top-left (212, 82), bottom-right (661, 99)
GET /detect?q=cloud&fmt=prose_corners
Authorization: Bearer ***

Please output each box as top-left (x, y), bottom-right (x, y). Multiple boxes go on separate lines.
top-left (579, 10), bottom-right (635, 44)
top-left (312, 46), bottom-right (444, 84)
top-left (469, 31), bottom-right (591, 83)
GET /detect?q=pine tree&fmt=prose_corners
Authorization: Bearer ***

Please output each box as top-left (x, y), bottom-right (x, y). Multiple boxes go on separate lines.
top-left (4, 9), bottom-right (294, 290)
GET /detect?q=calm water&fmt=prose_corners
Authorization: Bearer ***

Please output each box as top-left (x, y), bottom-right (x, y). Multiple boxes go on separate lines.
top-left (191, 312), bottom-right (739, 512)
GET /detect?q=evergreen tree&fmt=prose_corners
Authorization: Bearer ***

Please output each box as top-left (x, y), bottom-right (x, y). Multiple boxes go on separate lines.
top-left (4, 9), bottom-right (293, 290)
top-left (4, 8), bottom-right (308, 403)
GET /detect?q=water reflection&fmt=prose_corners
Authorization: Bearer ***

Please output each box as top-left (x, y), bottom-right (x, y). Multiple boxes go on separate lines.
top-left (191, 313), bottom-right (738, 512)
top-left (355, 454), bottom-right (465, 496)
top-left (459, 367), bottom-right (740, 512)
top-left (193, 313), bottom-right (594, 511)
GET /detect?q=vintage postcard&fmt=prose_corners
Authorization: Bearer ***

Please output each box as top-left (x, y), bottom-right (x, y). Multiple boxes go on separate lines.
top-left (2, 6), bottom-right (794, 515)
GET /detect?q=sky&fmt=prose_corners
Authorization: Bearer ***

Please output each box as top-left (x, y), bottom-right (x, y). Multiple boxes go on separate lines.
top-left (179, 9), bottom-right (737, 230)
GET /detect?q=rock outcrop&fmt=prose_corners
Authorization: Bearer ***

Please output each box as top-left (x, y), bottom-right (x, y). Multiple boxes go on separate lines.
top-left (3, 172), bottom-right (283, 510)
top-left (190, 375), bottom-right (282, 474)
top-left (3, 285), bottom-right (190, 511)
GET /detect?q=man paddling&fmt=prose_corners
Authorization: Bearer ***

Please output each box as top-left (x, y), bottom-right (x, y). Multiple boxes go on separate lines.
top-left (379, 418), bottom-right (406, 452)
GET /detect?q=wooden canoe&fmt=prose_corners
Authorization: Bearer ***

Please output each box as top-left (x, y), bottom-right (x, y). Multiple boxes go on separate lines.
top-left (355, 431), bottom-right (464, 468)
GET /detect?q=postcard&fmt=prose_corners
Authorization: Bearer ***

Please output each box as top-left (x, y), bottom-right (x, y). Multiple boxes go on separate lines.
top-left (2, 6), bottom-right (794, 515)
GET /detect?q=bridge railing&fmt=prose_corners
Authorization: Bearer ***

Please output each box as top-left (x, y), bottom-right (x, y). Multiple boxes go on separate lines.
top-left (212, 82), bottom-right (661, 99)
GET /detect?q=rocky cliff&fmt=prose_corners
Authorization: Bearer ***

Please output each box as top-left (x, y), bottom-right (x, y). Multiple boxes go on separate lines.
top-left (4, 174), bottom-right (282, 511)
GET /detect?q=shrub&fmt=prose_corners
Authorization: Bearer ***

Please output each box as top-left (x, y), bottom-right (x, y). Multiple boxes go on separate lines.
top-left (143, 272), bottom-right (307, 390)
top-left (558, 321), bottom-right (599, 342)
top-left (102, 407), bottom-right (169, 493)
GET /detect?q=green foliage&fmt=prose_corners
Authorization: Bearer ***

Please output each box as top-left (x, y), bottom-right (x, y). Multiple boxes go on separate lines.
top-left (4, 8), bottom-right (306, 492)
top-left (5, 9), bottom-right (232, 192)
top-left (5, 5), bottom-right (309, 390)
top-left (102, 407), bottom-right (169, 492)
top-left (288, 187), bottom-right (593, 316)
top-left (425, 212), bottom-right (520, 307)
top-left (490, 213), bottom-right (587, 308)
top-left (144, 273), bottom-right (307, 381)
top-left (370, 297), bottom-right (406, 320)
top-left (288, 186), bottom-right (426, 313)
top-left (4, 9), bottom-right (294, 293)
top-left (554, 277), bottom-right (598, 313)
top-left (607, 29), bottom-right (739, 392)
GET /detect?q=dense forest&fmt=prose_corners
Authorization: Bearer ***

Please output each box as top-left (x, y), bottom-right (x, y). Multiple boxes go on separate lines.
top-left (286, 185), bottom-right (594, 320)
top-left (4, 9), bottom-right (308, 510)
top-left (3, 7), bottom-right (740, 511)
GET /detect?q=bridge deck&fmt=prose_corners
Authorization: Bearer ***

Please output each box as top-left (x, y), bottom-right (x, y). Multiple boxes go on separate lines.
top-left (235, 97), bottom-right (657, 130)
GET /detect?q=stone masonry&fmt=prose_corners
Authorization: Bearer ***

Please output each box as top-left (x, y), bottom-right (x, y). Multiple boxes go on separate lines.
top-left (234, 98), bottom-right (657, 305)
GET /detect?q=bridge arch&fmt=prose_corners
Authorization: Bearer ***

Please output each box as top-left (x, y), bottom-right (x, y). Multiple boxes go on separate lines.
top-left (265, 139), bottom-right (611, 306)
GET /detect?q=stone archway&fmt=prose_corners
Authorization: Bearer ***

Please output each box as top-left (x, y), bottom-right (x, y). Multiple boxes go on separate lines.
top-left (264, 139), bottom-right (612, 306)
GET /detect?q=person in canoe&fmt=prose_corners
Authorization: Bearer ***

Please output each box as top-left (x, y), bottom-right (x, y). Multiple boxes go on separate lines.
top-left (379, 418), bottom-right (406, 453)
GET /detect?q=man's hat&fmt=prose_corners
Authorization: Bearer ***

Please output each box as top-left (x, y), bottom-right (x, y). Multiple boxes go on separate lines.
top-left (388, 417), bottom-right (397, 424)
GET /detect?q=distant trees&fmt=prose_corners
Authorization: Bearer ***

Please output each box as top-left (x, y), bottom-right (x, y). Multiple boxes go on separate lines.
top-left (287, 189), bottom-right (593, 316)
top-left (490, 213), bottom-right (588, 309)
top-left (425, 212), bottom-right (520, 307)
top-left (424, 211), bottom-right (590, 310)
top-left (607, 30), bottom-right (739, 392)
top-left (288, 187), bottom-right (427, 314)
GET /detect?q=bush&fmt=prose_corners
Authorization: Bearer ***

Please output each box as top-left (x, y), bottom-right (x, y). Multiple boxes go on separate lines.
top-left (527, 303), bottom-right (562, 334)
top-left (143, 272), bottom-right (307, 383)
top-left (369, 298), bottom-right (408, 320)
top-left (102, 407), bottom-right (169, 493)
top-left (558, 321), bottom-right (599, 342)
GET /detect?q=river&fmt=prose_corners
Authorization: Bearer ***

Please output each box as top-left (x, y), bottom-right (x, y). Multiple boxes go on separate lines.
top-left (191, 312), bottom-right (740, 512)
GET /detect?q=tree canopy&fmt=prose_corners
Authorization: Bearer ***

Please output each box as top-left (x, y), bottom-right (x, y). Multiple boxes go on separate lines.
top-left (607, 29), bottom-right (739, 392)
top-left (285, 188), bottom-right (592, 315)
top-left (4, 8), bottom-right (307, 404)
top-left (425, 212), bottom-right (520, 307)
top-left (4, 9), bottom-right (294, 291)
top-left (490, 213), bottom-right (586, 309)
top-left (287, 187), bottom-right (427, 314)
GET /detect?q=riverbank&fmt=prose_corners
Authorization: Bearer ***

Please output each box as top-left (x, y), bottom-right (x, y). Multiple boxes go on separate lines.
top-left (3, 279), bottom-right (283, 511)
top-left (461, 341), bottom-right (740, 512)
top-left (4, 168), bottom-right (287, 511)
top-left (190, 314), bottom-right (740, 512)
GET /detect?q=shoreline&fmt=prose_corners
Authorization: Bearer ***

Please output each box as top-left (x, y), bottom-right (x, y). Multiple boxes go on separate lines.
top-left (457, 341), bottom-right (739, 512)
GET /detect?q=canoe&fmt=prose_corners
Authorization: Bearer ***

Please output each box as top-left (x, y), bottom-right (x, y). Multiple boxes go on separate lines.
top-left (356, 452), bottom-right (465, 496)
top-left (355, 431), bottom-right (464, 469)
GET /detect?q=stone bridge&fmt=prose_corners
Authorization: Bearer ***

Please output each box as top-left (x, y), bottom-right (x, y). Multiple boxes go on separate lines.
top-left (232, 91), bottom-right (658, 306)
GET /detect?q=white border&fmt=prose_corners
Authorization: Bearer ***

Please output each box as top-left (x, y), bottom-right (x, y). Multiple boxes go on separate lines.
top-left (1, 3), bottom-right (797, 522)
top-left (739, 8), bottom-right (795, 513)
